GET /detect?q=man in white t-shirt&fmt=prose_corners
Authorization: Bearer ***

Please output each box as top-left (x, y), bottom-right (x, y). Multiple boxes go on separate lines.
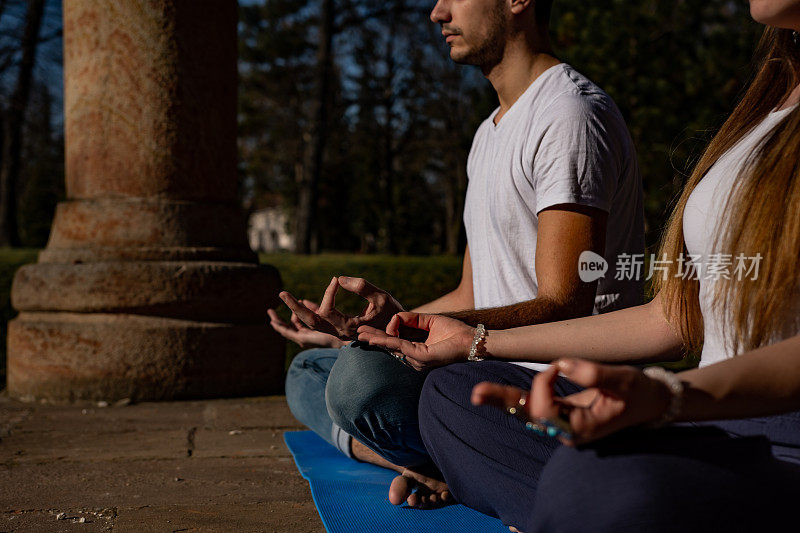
top-left (272, 0), bottom-right (644, 506)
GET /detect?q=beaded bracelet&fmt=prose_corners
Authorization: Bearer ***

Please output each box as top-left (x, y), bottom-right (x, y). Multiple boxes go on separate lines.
top-left (468, 324), bottom-right (486, 361)
top-left (508, 395), bottom-right (574, 441)
top-left (643, 366), bottom-right (684, 427)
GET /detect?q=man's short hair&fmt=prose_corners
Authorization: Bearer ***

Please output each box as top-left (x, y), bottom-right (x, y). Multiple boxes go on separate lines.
top-left (535, 0), bottom-right (554, 25)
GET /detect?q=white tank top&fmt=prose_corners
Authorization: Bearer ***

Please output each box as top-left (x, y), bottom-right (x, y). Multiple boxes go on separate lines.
top-left (683, 106), bottom-right (800, 367)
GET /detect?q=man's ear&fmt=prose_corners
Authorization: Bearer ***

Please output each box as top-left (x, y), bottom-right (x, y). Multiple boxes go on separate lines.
top-left (509, 0), bottom-right (534, 15)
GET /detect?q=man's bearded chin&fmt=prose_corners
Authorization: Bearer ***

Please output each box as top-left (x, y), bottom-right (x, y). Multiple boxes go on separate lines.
top-left (452, 37), bottom-right (504, 68)
top-left (450, 10), bottom-right (507, 68)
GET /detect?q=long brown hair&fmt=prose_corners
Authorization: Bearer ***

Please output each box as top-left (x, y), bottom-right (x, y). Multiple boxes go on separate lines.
top-left (655, 27), bottom-right (800, 355)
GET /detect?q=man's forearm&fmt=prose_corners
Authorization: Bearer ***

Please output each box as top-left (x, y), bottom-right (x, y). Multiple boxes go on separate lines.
top-left (412, 288), bottom-right (472, 314)
top-left (442, 295), bottom-right (590, 330)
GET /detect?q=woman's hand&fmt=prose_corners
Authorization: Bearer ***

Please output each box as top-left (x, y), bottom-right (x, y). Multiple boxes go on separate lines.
top-left (471, 359), bottom-right (674, 446)
top-left (357, 312), bottom-right (476, 371)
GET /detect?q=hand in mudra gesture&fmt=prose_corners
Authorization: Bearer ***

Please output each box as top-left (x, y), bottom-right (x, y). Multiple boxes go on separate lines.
top-left (471, 359), bottom-right (674, 446)
top-left (268, 299), bottom-right (345, 349)
top-left (357, 312), bottom-right (477, 371)
top-left (278, 276), bottom-right (404, 340)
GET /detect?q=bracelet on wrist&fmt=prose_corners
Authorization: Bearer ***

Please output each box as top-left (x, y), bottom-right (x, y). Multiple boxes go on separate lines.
top-left (468, 324), bottom-right (487, 361)
top-left (642, 366), bottom-right (684, 428)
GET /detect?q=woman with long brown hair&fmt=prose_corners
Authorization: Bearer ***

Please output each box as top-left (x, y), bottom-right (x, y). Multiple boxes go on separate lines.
top-left (357, 1), bottom-right (800, 530)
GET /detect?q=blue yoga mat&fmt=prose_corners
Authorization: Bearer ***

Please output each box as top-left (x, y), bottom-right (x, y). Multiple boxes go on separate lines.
top-left (284, 430), bottom-right (509, 533)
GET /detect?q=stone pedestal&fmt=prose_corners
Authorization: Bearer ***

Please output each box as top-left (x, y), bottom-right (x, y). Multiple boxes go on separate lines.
top-left (6, 0), bottom-right (285, 402)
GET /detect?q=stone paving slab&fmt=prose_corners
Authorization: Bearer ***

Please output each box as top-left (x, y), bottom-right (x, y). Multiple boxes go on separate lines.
top-left (0, 395), bottom-right (324, 532)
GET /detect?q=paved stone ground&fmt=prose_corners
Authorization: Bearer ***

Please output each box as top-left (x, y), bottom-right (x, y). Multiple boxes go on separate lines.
top-left (0, 395), bottom-right (325, 532)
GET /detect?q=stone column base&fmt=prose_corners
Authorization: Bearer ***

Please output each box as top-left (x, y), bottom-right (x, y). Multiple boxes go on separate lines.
top-left (8, 312), bottom-right (285, 402)
top-left (7, 260), bottom-right (285, 403)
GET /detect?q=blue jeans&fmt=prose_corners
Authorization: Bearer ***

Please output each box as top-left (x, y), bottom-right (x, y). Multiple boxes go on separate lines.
top-left (285, 341), bottom-right (430, 467)
top-left (285, 347), bottom-right (353, 456)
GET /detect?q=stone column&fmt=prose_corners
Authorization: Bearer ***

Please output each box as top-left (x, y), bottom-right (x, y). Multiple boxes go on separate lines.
top-left (6, 0), bottom-right (285, 402)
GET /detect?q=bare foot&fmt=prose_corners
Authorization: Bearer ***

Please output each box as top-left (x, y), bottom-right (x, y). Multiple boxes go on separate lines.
top-left (349, 438), bottom-right (452, 508)
top-left (388, 467), bottom-right (452, 509)
top-left (350, 438), bottom-right (404, 472)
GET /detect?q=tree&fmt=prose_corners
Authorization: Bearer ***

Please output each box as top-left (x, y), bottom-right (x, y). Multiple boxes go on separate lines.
top-left (17, 81), bottom-right (63, 247)
top-left (293, 0), bottom-right (335, 254)
top-left (337, 0), bottom-right (490, 255)
top-left (0, 0), bottom-right (46, 247)
top-left (551, 0), bottom-right (760, 247)
top-left (239, 0), bottom-right (340, 253)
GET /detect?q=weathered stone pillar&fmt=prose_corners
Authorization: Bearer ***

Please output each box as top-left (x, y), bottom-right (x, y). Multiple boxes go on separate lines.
top-left (6, 0), bottom-right (285, 402)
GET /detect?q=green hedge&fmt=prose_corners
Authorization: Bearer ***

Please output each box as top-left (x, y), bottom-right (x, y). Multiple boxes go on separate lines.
top-left (261, 253), bottom-right (463, 313)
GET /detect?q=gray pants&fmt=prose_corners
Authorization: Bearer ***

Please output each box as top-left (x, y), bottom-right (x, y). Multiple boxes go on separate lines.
top-left (285, 341), bottom-right (430, 468)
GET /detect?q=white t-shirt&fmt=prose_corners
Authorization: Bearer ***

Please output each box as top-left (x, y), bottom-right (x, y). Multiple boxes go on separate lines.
top-left (464, 64), bottom-right (645, 370)
top-left (683, 106), bottom-right (800, 367)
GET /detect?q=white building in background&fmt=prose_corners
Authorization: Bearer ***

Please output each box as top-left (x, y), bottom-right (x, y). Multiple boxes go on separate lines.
top-left (248, 207), bottom-right (294, 252)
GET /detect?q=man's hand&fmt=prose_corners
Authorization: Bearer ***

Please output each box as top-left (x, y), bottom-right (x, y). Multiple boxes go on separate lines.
top-left (471, 359), bottom-right (673, 446)
top-left (268, 300), bottom-right (346, 349)
top-left (279, 276), bottom-right (404, 339)
top-left (357, 312), bottom-right (475, 371)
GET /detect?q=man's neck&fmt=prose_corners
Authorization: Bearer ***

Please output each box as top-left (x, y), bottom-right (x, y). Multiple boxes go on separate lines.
top-left (485, 35), bottom-right (560, 125)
